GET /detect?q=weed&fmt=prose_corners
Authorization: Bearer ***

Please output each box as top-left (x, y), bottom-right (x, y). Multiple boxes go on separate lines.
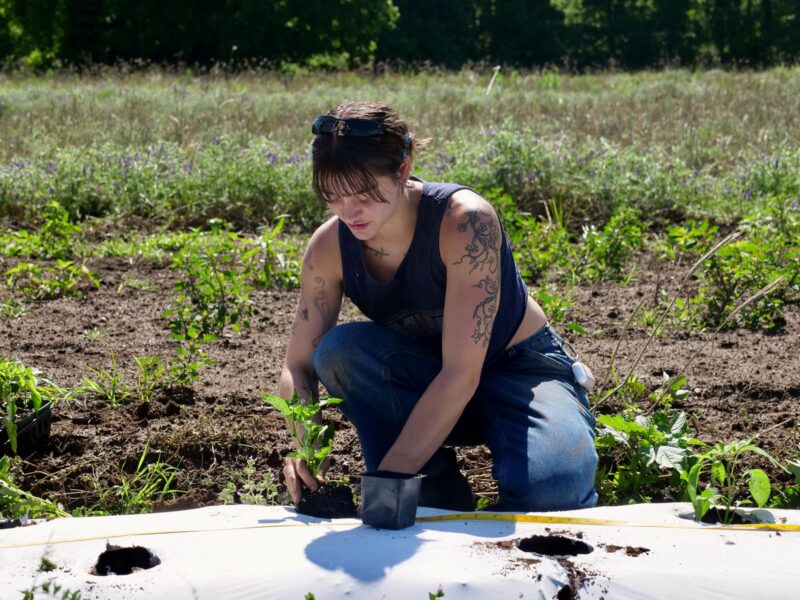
top-left (0, 297), bottom-right (27, 319)
top-left (133, 356), bottom-right (166, 403)
top-left (656, 220), bottom-right (719, 263)
top-left (573, 207), bottom-right (647, 283)
top-left (81, 325), bottom-right (108, 342)
top-left (248, 215), bottom-right (303, 289)
top-left (94, 444), bottom-right (182, 514)
top-left (219, 457), bottom-right (282, 505)
top-left (167, 334), bottom-right (214, 388)
top-left (21, 580), bottom-right (83, 600)
top-left (5, 261), bottom-right (100, 301)
top-left (163, 222), bottom-right (253, 339)
top-left (116, 276), bottom-right (155, 294)
top-left (261, 389), bottom-right (342, 480)
top-left (76, 355), bottom-right (131, 407)
top-left (595, 409), bottom-right (699, 505)
top-left (0, 201), bottom-right (80, 260)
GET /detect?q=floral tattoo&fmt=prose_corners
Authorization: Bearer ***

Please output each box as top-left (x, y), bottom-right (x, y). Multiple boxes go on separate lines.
top-left (453, 209), bottom-right (501, 346)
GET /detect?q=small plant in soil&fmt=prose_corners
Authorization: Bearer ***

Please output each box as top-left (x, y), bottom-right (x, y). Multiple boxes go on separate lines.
top-left (262, 389), bottom-right (356, 518)
top-left (682, 438), bottom-right (787, 523)
top-left (1, 357), bottom-right (60, 454)
top-left (133, 355), bottom-right (166, 403)
top-left (219, 457), bottom-right (283, 505)
top-left (5, 260), bottom-right (100, 301)
top-left (92, 444), bottom-right (183, 515)
top-left (75, 354), bottom-right (131, 407)
top-left (1, 456), bottom-right (68, 520)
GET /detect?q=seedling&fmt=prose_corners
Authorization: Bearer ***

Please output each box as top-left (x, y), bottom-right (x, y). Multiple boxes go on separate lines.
top-left (93, 444), bottom-right (182, 514)
top-left (261, 389), bottom-right (342, 480)
top-left (681, 439), bottom-right (787, 523)
top-left (133, 356), bottom-right (166, 403)
top-left (1, 358), bottom-right (60, 454)
top-left (219, 457), bottom-right (282, 505)
top-left (76, 355), bottom-right (132, 407)
top-left (5, 261), bottom-right (100, 301)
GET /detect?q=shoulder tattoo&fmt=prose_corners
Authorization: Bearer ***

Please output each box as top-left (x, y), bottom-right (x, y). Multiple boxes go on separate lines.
top-left (453, 209), bottom-right (499, 274)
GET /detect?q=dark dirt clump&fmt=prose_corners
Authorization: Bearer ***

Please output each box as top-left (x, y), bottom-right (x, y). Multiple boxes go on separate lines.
top-left (296, 482), bottom-right (358, 519)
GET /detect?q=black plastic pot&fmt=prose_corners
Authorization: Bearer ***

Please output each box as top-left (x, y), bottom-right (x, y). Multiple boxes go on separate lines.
top-left (1, 400), bottom-right (53, 456)
top-left (360, 471), bottom-right (424, 530)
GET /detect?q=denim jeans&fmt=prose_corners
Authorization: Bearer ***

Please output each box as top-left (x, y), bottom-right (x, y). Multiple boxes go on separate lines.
top-left (312, 322), bottom-right (598, 512)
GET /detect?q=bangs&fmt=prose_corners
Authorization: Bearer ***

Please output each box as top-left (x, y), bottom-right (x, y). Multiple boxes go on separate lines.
top-left (312, 136), bottom-right (394, 204)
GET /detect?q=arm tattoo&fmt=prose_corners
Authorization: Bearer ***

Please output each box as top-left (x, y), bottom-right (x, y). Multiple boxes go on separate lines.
top-left (453, 210), bottom-right (499, 274)
top-left (290, 286), bottom-right (310, 337)
top-left (312, 276), bottom-right (334, 348)
top-left (363, 244), bottom-right (389, 259)
top-left (472, 276), bottom-right (499, 347)
top-left (304, 249), bottom-right (314, 271)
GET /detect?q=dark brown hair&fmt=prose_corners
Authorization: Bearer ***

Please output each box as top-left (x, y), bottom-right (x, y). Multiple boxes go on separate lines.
top-left (311, 101), bottom-right (426, 204)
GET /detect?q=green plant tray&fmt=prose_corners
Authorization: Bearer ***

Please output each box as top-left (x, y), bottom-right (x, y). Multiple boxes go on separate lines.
top-left (1, 401), bottom-right (53, 457)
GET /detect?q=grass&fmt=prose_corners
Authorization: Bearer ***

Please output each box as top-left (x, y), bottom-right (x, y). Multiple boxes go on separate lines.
top-left (1, 68), bottom-right (800, 228)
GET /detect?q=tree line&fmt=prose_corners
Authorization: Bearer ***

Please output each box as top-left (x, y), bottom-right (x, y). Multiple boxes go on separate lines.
top-left (1, 0), bottom-right (798, 70)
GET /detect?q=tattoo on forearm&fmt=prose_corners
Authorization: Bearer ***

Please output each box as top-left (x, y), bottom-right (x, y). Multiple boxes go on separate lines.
top-left (472, 276), bottom-right (499, 346)
top-left (454, 210), bottom-right (499, 274)
top-left (364, 244), bottom-right (389, 259)
top-left (312, 276), bottom-right (333, 347)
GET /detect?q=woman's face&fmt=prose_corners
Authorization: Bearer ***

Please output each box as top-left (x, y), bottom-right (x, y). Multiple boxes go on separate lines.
top-left (326, 174), bottom-right (403, 241)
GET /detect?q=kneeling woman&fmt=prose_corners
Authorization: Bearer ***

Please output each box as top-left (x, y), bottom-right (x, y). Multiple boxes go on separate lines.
top-left (279, 101), bottom-right (597, 512)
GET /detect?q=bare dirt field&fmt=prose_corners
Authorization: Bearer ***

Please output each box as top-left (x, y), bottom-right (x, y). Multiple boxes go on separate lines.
top-left (2, 255), bottom-right (798, 510)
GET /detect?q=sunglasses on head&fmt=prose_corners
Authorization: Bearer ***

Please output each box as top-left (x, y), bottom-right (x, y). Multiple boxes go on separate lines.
top-left (311, 115), bottom-right (411, 158)
top-left (311, 115), bottom-right (385, 136)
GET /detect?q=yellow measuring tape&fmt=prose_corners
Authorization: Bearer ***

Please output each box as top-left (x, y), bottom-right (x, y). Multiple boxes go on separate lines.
top-left (1, 511), bottom-right (797, 550)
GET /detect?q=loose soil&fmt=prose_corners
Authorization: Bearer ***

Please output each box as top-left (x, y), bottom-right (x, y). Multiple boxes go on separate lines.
top-left (1, 254), bottom-right (799, 512)
top-left (296, 482), bottom-right (358, 519)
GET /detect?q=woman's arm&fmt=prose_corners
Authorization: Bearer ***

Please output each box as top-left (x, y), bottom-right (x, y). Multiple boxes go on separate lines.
top-left (278, 217), bottom-right (343, 499)
top-left (378, 190), bottom-right (501, 473)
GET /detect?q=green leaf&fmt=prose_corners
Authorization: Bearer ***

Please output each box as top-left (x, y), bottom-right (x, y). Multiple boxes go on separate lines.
top-left (711, 460), bottom-right (726, 486)
top-left (747, 469), bottom-right (770, 507)
top-left (261, 393), bottom-right (291, 418)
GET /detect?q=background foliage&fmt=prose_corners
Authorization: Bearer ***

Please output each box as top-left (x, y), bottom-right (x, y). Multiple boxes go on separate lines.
top-left (1, 0), bottom-right (798, 70)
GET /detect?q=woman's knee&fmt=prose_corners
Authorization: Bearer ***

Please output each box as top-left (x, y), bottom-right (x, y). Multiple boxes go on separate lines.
top-left (498, 436), bottom-right (598, 511)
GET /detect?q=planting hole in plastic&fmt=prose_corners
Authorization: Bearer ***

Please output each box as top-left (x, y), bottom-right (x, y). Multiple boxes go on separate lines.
top-left (516, 535), bottom-right (593, 556)
top-left (92, 544), bottom-right (160, 576)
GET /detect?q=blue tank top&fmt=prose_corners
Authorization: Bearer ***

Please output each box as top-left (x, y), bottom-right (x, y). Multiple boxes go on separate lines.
top-left (338, 180), bottom-right (528, 364)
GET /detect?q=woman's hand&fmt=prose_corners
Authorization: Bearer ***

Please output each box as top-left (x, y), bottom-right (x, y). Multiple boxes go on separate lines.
top-left (283, 457), bottom-right (328, 503)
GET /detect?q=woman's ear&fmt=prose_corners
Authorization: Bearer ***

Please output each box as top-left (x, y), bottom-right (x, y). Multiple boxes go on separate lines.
top-left (397, 156), bottom-right (412, 183)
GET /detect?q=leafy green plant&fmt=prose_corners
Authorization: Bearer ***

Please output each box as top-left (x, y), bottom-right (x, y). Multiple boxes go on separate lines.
top-left (5, 261), bottom-right (100, 301)
top-left (167, 334), bottom-right (214, 387)
top-left (1, 456), bottom-right (68, 519)
top-left (595, 409), bottom-right (699, 505)
top-left (76, 355), bottom-right (131, 407)
top-left (573, 207), bottom-right (647, 283)
top-left (94, 444), bottom-right (182, 514)
top-left (681, 439), bottom-right (786, 523)
top-left (1, 358), bottom-right (60, 454)
top-left (134, 356), bottom-right (166, 403)
top-left (219, 457), bottom-right (282, 505)
top-left (22, 580), bottom-right (84, 600)
top-left (771, 446), bottom-right (800, 509)
top-left (1, 201), bottom-right (81, 261)
top-left (656, 220), bottom-right (719, 262)
top-left (248, 215), bottom-right (303, 290)
top-left (162, 222), bottom-right (253, 339)
top-left (0, 298), bottom-right (27, 319)
top-left (261, 390), bottom-right (342, 479)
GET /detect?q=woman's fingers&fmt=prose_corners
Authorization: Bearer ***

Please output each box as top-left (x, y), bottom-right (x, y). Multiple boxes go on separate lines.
top-left (284, 459), bottom-right (319, 503)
